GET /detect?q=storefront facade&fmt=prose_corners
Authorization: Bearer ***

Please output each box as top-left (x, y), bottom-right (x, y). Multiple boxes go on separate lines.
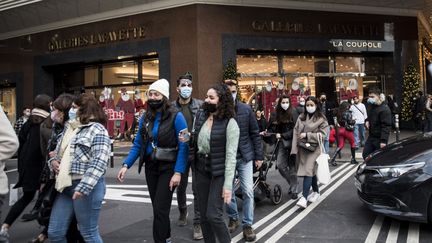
top-left (0, 4), bottom-right (421, 122)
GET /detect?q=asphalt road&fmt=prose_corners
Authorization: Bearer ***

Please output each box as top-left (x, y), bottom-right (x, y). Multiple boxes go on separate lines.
top-left (2, 131), bottom-right (432, 242)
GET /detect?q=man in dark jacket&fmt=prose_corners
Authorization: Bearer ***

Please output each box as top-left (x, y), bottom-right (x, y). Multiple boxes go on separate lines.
top-left (362, 88), bottom-right (392, 160)
top-left (224, 79), bottom-right (263, 242)
top-left (319, 93), bottom-right (336, 153)
top-left (171, 72), bottom-right (204, 240)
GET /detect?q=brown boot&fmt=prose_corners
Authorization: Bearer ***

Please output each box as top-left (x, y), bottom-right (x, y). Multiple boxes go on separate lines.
top-left (177, 209), bottom-right (188, 226)
top-left (243, 225), bottom-right (257, 242)
top-left (228, 219), bottom-right (240, 233)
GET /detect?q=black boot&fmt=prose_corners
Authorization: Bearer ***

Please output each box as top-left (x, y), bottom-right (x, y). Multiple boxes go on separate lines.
top-left (350, 148), bottom-right (358, 164)
top-left (329, 148), bottom-right (341, 166)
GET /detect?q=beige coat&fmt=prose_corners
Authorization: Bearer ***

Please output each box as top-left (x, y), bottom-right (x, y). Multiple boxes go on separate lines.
top-left (291, 115), bottom-right (328, 177)
top-left (0, 106), bottom-right (19, 194)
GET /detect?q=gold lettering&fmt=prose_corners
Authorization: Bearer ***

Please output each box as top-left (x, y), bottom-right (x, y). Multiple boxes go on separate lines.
top-left (109, 31), bottom-right (117, 41)
top-left (118, 29), bottom-right (126, 40)
top-left (139, 26), bottom-right (146, 37)
top-left (252, 21), bottom-right (264, 31)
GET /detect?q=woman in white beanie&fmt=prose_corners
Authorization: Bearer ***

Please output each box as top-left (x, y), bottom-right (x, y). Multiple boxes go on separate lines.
top-left (117, 79), bottom-right (189, 243)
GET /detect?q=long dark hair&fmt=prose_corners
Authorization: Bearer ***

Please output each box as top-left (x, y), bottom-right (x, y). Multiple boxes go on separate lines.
top-left (276, 94), bottom-right (294, 123)
top-left (300, 96), bottom-right (326, 121)
top-left (74, 93), bottom-right (107, 124)
top-left (53, 93), bottom-right (75, 123)
top-left (207, 84), bottom-right (235, 120)
top-left (337, 101), bottom-right (350, 123)
top-left (145, 96), bottom-right (173, 121)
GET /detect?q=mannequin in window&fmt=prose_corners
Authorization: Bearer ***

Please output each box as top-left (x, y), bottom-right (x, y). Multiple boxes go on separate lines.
top-left (116, 88), bottom-right (135, 140)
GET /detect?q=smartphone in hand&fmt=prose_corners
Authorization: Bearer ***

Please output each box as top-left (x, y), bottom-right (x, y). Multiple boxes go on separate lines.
top-left (179, 128), bottom-right (190, 142)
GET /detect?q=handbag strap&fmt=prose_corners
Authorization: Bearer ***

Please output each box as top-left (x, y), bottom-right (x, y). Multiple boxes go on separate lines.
top-left (317, 133), bottom-right (325, 154)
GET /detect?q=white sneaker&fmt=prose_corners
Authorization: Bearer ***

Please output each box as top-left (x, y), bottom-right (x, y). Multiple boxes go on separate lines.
top-left (307, 192), bottom-right (320, 203)
top-left (296, 196), bottom-right (307, 209)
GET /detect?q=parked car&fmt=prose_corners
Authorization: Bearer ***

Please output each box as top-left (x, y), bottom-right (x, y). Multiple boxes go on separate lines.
top-left (355, 133), bottom-right (432, 223)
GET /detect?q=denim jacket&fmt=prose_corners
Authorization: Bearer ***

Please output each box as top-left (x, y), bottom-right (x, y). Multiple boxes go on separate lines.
top-left (49, 122), bottom-right (110, 195)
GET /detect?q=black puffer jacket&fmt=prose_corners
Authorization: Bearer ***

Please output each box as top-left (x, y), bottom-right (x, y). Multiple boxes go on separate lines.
top-left (366, 103), bottom-right (392, 143)
top-left (235, 101), bottom-right (264, 162)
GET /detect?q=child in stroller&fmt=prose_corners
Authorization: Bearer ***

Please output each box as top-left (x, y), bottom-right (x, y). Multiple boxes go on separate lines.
top-left (234, 139), bottom-right (282, 205)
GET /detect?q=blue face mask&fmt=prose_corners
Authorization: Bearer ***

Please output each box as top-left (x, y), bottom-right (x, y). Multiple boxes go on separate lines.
top-left (179, 86), bottom-right (192, 99)
top-left (367, 97), bottom-right (376, 105)
top-left (68, 108), bottom-right (78, 121)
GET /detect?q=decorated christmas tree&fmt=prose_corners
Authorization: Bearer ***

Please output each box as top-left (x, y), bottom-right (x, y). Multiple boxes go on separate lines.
top-left (223, 59), bottom-right (238, 80)
top-left (401, 64), bottom-right (420, 121)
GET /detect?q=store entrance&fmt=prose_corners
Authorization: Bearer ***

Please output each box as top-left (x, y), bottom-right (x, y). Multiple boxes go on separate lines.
top-left (315, 77), bottom-right (336, 102)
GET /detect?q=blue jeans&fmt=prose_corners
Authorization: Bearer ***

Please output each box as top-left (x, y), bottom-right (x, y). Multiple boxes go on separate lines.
top-left (48, 178), bottom-right (106, 243)
top-left (302, 176), bottom-right (319, 199)
top-left (354, 124), bottom-right (366, 147)
top-left (227, 159), bottom-right (254, 227)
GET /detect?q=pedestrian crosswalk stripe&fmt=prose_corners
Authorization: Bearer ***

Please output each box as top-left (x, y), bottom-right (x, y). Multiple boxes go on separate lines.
top-left (264, 165), bottom-right (358, 243)
top-left (231, 163), bottom-right (354, 242)
top-left (364, 215), bottom-right (384, 243)
top-left (386, 220), bottom-right (400, 243)
top-left (407, 223), bottom-right (420, 243)
top-left (104, 185), bottom-right (194, 205)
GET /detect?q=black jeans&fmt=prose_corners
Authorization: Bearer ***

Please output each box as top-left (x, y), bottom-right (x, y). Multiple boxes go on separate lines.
top-left (4, 190), bottom-right (36, 226)
top-left (362, 137), bottom-right (381, 160)
top-left (177, 156), bottom-right (201, 225)
top-left (145, 160), bottom-right (175, 243)
top-left (0, 194), bottom-right (4, 221)
top-left (195, 156), bottom-right (231, 243)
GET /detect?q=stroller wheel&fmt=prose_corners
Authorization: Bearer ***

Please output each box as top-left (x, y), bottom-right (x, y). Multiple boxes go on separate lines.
top-left (271, 184), bottom-right (282, 205)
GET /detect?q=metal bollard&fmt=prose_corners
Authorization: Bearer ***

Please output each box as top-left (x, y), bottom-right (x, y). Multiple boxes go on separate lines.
top-left (110, 139), bottom-right (114, 168)
top-left (395, 114), bottom-right (400, 142)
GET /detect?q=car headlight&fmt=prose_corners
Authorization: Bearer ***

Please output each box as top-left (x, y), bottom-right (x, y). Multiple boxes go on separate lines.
top-left (372, 162), bottom-right (425, 178)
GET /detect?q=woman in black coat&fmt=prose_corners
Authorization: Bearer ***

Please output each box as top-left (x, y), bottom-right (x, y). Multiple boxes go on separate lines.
top-left (0, 94), bottom-right (52, 240)
top-left (265, 94), bottom-right (299, 199)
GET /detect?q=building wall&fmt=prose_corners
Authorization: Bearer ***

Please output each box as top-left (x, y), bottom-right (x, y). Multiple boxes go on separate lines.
top-left (0, 4), bottom-right (421, 114)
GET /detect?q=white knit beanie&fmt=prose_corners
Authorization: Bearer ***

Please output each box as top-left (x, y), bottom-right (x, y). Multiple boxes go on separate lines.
top-left (149, 79), bottom-right (170, 99)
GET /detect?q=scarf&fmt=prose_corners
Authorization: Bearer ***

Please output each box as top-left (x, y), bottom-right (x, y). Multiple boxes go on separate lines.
top-left (31, 108), bottom-right (50, 118)
top-left (55, 119), bottom-right (82, 192)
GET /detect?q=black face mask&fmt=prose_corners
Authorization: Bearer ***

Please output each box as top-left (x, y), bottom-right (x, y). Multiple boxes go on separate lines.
top-left (148, 99), bottom-right (164, 109)
top-left (202, 102), bottom-right (217, 113)
top-left (320, 98), bottom-right (326, 102)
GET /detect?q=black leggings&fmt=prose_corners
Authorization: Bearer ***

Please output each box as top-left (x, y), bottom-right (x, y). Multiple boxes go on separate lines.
top-left (4, 190), bottom-right (36, 226)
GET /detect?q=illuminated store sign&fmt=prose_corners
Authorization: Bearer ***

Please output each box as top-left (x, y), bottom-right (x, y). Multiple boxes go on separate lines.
top-left (331, 40), bottom-right (382, 49)
top-left (252, 21), bottom-right (380, 37)
top-left (48, 26), bottom-right (147, 52)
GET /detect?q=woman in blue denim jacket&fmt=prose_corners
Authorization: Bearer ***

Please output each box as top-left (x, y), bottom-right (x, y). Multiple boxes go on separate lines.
top-left (47, 94), bottom-right (111, 243)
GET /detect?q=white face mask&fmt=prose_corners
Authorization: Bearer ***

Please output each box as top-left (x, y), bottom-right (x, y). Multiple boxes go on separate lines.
top-left (232, 92), bottom-right (237, 102)
top-left (299, 101), bottom-right (305, 106)
top-left (306, 106), bottom-right (316, 114)
top-left (281, 103), bottom-right (289, 110)
top-left (122, 94), bottom-right (130, 101)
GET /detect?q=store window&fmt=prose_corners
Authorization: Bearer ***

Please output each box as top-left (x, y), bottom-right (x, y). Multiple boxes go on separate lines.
top-left (0, 88), bottom-right (16, 123)
top-left (237, 52), bottom-right (394, 116)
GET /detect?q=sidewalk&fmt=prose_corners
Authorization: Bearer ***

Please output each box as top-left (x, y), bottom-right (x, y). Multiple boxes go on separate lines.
top-left (112, 129), bottom-right (419, 157)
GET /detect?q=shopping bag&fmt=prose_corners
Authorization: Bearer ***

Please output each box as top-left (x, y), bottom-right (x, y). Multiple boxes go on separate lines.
top-left (316, 133), bottom-right (331, 185)
top-left (316, 153), bottom-right (331, 185)
top-left (9, 184), bottom-right (22, 206)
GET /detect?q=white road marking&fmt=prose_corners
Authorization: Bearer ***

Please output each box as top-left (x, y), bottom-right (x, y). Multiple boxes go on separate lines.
top-left (385, 220), bottom-right (400, 243)
top-left (104, 185), bottom-right (194, 205)
top-left (264, 165), bottom-right (358, 243)
top-left (407, 223), bottom-right (420, 243)
top-left (5, 168), bottom-right (17, 173)
top-left (231, 163), bottom-right (352, 242)
top-left (364, 215), bottom-right (384, 243)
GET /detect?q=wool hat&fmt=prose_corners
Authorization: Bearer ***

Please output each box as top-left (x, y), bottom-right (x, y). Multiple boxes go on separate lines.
top-left (149, 79), bottom-right (170, 99)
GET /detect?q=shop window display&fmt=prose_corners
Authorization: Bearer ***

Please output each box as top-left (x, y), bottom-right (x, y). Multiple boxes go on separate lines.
top-left (237, 53), bottom-right (393, 115)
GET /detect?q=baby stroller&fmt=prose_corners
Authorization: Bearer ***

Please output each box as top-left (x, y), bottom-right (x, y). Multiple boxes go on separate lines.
top-left (234, 139), bottom-right (282, 205)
